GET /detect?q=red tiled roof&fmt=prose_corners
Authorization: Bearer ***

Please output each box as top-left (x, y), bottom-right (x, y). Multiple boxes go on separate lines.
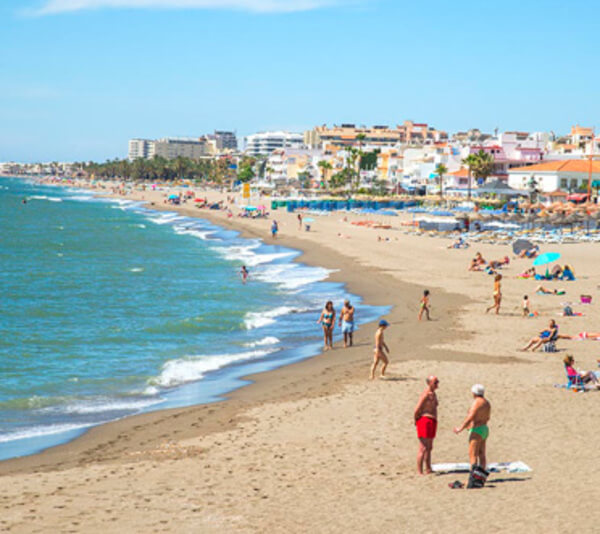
top-left (509, 159), bottom-right (600, 173)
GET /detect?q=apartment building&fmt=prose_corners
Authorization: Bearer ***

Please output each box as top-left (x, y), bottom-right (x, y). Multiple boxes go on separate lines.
top-left (213, 131), bottom-right (238, 151)
top-left (306, 121), bottom-right (448, 150)
top-left (128, 139), bottom-right (156, 161)
top-left (244, 131), bottom-right (304, 156)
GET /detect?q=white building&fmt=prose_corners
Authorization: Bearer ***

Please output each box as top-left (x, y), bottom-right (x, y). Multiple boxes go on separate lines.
top-left (508, 160), bottom-right (600, 193)
top-left (128, 139), bottom-right (156, 161)
top-left (244, 131), bottom-right (304, 156)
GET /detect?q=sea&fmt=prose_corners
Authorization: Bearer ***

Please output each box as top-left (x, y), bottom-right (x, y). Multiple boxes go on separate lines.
top-left (0, 177), bottom-right (386, 460)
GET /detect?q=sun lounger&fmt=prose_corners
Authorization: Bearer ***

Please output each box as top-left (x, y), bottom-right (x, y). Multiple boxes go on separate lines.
top-left (432, 461), bottom-right (532, 473)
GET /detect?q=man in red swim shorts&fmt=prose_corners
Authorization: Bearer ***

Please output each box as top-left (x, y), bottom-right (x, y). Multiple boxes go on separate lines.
top-left (414, 375), bottom-right (439, 475)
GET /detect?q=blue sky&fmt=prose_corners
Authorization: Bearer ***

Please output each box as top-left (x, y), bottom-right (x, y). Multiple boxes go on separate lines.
top-left (1, 0), bottom-right (599, 162)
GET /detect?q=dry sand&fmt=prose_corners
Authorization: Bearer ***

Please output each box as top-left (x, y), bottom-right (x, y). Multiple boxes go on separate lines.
top-left (2, 181), bottom-right (600, 533)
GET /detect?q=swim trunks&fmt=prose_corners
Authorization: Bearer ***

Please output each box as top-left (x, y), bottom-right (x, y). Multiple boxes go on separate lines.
top-left (341, 320), bottom-right (354, 334)
top-left (416, 416), bottom-right (437, 439)
top-left (469, 425), bottom-right (489, 440)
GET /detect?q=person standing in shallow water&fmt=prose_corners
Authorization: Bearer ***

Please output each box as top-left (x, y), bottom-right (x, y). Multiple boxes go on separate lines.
top-left (317, 301), bottom-right (336, 351)
top-left (370, 320), bottom-right (390, 380)
top-left (240, 265), bottom-right (249, 284)
top-left (338, 300), bottom-right (355, 348)
top-left (271, 220), bottom-right (278, 239)
top-left (414, 375), bottom-right (439, 475)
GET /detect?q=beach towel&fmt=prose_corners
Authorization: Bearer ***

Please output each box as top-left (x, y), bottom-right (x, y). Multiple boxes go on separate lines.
top-left (432, 461), bottom-right (532, 474)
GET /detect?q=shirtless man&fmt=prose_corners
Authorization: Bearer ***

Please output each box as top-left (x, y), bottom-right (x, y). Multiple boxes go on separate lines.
top-left (370, 320), bottom-right (389, 380)
top-left (454, 384), bottom-right (491, 472)
top-left (339, 300), bottom-right (355, 348)
top-left (414, 375), bottom-right (439, 474)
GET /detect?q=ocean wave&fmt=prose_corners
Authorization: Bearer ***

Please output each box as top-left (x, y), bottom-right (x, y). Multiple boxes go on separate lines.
top-left (146, 213), bottom-right (184, 225)
top-left (29, 195), bottom-right (63, 203)
top-left (244, 306), bottom-right (312, 329)
top-left (66, 195), bottom-right (94, 202)
top-left (149, 349), bottom-right (277, 388)
top-left (254, 264), bottom-right (333, 290)
top-left (244, 336), bottom-right (280, 347)
top-left (0, 423), bottom-right (93, 444)
top-left (173, 225), bottom-right (215, 241)
top-left (128, 267), bottom-right (144, 272)
top-left (215, 244), bottom-right (295, 267)
top-left (51, 397), bottom-right (162, 415)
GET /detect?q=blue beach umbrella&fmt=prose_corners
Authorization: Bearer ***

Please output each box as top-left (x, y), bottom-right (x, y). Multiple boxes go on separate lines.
top-left (533, 252), bottom-right (561, 266)
top-left (168, 194), bottom-right (178, 199)
top-left (244, 205), bottom-right (257, 211)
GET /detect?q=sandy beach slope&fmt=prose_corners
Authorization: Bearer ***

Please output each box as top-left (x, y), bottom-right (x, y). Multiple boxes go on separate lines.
top-left (2, 182), bottom-right (600, 533)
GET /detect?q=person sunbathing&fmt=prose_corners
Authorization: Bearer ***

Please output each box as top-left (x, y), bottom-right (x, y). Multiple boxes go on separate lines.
top-left (536, 285), bottom-right (565, 295)
top-left (520, 319), bottom-right (559, 351)
top-left (564, 355), bottom-right (599, 387)
top-left (448, 237), bottom-right (469, 249)
top-left (519, 267), bottom-right (536, 278)
top-left (517, 245), bottom-right (539, 259)
top-left (488, 256), bottom-right (510, 269)
top-left (469, 252), bottom-right (486, 271)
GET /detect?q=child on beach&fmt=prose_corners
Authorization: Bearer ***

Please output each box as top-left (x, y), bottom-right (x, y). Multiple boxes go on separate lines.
top-left (418, 290), bottom-right (431, 321)
top-left (522, 295), bottom-right (529, 317)
top-left (271, 220), bottom-right (278, 239)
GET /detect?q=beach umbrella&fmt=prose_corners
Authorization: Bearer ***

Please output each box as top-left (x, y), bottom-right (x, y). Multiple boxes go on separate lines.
top-left (257, 205), bottom-right (266, 210)
top-left (244, 205), bottom-right (257, 211)
top-left (533, 252), bottom-right (561, 266)
top-left (168, 194), bottom-right (178, 199)
top-left (513, 239), bottom-right (534, 254)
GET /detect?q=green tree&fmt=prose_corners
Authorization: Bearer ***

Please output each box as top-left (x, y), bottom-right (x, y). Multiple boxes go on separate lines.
top-left (472, 150), bottom-right (495, 184)
top-left (317, 160), bottom-right (332, 189)
top-left (435, 163), bottom-right (448, 199)
top-left (462, 153), bottom-right (478, 200)
top-left (238, 163), bottom-right (255, 183)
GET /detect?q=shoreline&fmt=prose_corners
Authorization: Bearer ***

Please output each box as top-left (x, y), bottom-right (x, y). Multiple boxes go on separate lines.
top-left (0, 181), bottom-right (481, 476)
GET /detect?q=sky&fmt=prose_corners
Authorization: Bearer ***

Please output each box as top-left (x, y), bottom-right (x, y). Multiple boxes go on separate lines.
top-left (1, 0), bottom-right (599, 162)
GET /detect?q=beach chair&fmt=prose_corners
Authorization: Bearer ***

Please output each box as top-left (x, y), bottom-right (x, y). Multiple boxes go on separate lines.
top-left (542, 329), bottom-right (559, 353)
top-left (564, 366), bottom-right (590, 392)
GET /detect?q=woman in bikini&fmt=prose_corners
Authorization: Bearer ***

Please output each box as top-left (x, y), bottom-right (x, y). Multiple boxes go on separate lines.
top-left (485, 274), bottom-right (502, 314)
top-left (317, 300), bottom-right (336, 350)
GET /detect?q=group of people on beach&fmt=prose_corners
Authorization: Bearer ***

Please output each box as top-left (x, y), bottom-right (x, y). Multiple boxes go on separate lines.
top-left (317, 300), bottom-right (356, 350)
top-left (414, 377), bottom-right (491, 487)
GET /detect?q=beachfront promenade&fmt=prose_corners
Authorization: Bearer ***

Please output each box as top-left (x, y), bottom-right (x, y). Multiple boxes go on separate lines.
top-left (2, 180), bottom-right (600, 533)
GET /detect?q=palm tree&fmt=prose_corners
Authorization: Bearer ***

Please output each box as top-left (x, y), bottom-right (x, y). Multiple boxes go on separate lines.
top-left (317, 160), bottom-right (332, 189)
top-left (435, 163), bottom-right (448, 199)
top-left (462, 153), bottom-right (478, 200)
top-left (472, 150), bottom-right (494, 184)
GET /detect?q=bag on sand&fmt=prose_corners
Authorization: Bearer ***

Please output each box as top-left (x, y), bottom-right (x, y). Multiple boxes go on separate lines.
top-left (467, 464), bottom-right (489, 489)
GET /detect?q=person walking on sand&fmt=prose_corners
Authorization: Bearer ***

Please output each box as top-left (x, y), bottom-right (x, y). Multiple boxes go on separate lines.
top-left (317, 301), bottom-right (336, 351)
top-left (414, 375), bottom-right (439, 475)
top-left (454, 384), bottom-right (491, 487)
top-left (271, 220), bottom-right (278, 239)
top-left (339, 299), bottom-right (355, 348)
top-left (297, 213), bottom-right (303, 230)
top-left (370, 320), bottom-right (390, 380)
top-left (418, 290), bottom-right (431, 321)
top-left (485, 274), bottom-right (502, 314)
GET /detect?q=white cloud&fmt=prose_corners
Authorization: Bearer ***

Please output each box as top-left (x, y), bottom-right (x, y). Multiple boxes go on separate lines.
top-left (31, 0), bottom-right (346, 15)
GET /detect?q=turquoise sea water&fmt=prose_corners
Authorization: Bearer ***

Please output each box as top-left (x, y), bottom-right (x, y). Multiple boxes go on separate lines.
top-left (0, 178), bottom-right (385, 460)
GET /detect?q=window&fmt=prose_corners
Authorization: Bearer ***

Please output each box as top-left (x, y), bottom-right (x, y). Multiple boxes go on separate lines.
top-left (560, 178), bottom-right (568, 189)
top-left (570, 178), bottom-right (578, 190)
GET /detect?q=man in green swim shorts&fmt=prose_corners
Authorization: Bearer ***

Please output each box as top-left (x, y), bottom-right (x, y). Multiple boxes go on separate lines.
top-left (453, 384), bottom-right (491, 470)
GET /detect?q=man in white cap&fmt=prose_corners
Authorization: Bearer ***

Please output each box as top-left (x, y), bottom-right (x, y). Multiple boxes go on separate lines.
top-left (453, 384), bottom-right (491, 470)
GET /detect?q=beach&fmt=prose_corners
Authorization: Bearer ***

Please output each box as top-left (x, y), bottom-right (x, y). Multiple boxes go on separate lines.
top-left (2, 180), bottom-right (600, 533)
